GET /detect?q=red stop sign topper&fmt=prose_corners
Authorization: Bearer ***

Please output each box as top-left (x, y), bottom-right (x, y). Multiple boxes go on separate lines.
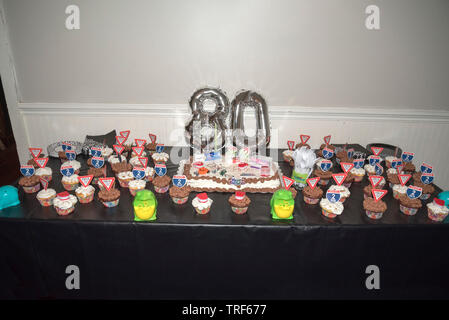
top-left (371, 146), bottom-right (383, 156)
top-left (307, 177), bottom-right (320, 189)
top-left (323, 135), bottom-right (331, 145)
top-left (369, 175), bottom-right (383, 188)
top-left (332, 173), bottom-right (347, 186)
top-left (300, 135), bottom-right (310, 144)
top-left (115, 135), bottom-right (127, 146)
top-left (287, 141), bottom-right (295, 150)
top-left (282, 176), bottom-right (295, 189)
top-left (340, 162), bottom-right (354, 173)
top-left (372, 189), bottom-right (388, 202)
top-left (29, 147), bottom-right (43, 159)
top-left (120, 130), bottom-right (130, 140)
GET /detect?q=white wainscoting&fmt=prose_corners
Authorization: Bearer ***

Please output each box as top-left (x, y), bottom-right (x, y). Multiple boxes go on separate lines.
top-left (17, 103), bottom-right (449, 189)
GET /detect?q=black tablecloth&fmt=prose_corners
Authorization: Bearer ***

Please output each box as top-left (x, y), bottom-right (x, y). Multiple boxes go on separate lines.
top-left (1, 145), bottom-right (448, 299)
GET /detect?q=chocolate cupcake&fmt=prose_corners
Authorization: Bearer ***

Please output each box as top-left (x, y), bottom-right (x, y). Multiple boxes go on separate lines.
top-left (343, 172), bottom-right (355, 188)
top-left (228, 191), bottom-right (251, 214)
top-left (302, 185), bottom-right (323, 204)
top-left (412, 181), bottom-right (435, 200)
top-left (363, 197), bottom-right (387, 220)
top-left (169, 185), bottom-right (191, 204)
top-left (316, 144), bottom-right (336, 157)
top-left (88, 167), bottom-right (106, 184)
top-left (412, 171), bottom-right (422, 182)
top-left (98, 188), bottom-right (120, 207)
top-left (403, 162), bottom-right (415, 173)
top-left (58, 151), bottom-right (68, 163)
top-left (153, 175), bottom-right (171, 193)
top-left (19, 175), bottom-right (41, 193)
top-left (27, 156), bottom-right (45, 168)
top-left (111, 162), bottom-right (132, 174)
top-left (363, 184), bottom-right (385, 199)
top-left (398, 194), bottom-right (422, 216)
top-left (295, 143), bottom-right (311, 149)
top-left (387, 172), bottom-right (401, 187)
top-left (146, 142), bottom-right (157, 155)
top-left (313, 168), bottom-right (333, 186)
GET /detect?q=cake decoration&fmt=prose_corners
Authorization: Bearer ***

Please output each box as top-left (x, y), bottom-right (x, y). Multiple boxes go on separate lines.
top-left (323, 135), bottom-right (331, 145)
top-left (138, 157), bottom-right (148, 168)
top-left (99, 177), bottom-right (115, 191)
top-left (65, 150), bottom-right (76, 161)
top-left (407, 186), bottom-right (423, 199)
top-left (287, 140), bottom-right (295, 150)
top-left (116, 135), bottom-right (126, 145)
top-left (353, 158), bottom-right (364, 169)
top-left (132, 167), bottom-right (146, 180)
top-left (347, 148), bottom-right (355, 159)
top-left (135, 139), bottom-right (146, 147)
top-left (120, 130), bottom-right (130, 141)
top-left (326, 189), bottom-right (341, 203)
top-left (156, 144), bottom-right (165, 153)
top-left (369, 175), bottom-right (383, 188)
top-left (371, 146), bottom-right (383, 156)
top-left (320, 160), bottom-right (332, 172)
top-left (92, 156), bottom-right (105, 168)
top-left (113, 144), bottom-right (125, 156)
top-left (29, 147), bottom-right (42, 158)
top-left (402, 152), bottom-right (414, 162)
top-left (398, 174), bottom-right (411, 186)
top-left (372, 189), bottom-right (388, 202)
top-left (173, 175), bottom-right (187, 188)
top-left (391, 159), bottom-right (402, 169)
top-left (34, 157), bottom-right (49, 169)
top-left (421, 173), bottom-right (434, 185)
top-left (300, 134), bottom-right (310, 145)
top-left (134, 190), bottom-right (157, 221)
top-left (155, 164), bottom-right (167, 176)
top-left (40, 178), bottom-right (49, 190)
top-left (340, 162), bottom-right (354, 173)
top-left (307, 177), bottom-right (320, 189)
top-left (90, 147), bottom-right (102, 157)
top-left (322, 147), bottom-right (334, 159)
top-left (78, 175), bottom-right (94, 187)
top-left (420, 163), bottom-right (433, 174)
top-left (332, 173), bottom-right (347, 186)
top-left (282, 176), bottom-right (295, 189)
top-left (132, 146), bottom-right (144, 157)
top-left (375, 163), bottom-right (383, 175)
top-left (192, 192), bottom-right (213, 215)
top-left (61, 142), bottom-right (72, 151)
top-left (60, 165), bottom-right (74, 177)
top-left (369, 156), bottom-right (380, 166)
top-left (270, 189), bottom-right (294, 220)
top-left (149, 133), bottom-right (157, 144)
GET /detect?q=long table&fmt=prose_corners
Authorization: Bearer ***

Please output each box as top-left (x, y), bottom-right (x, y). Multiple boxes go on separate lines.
top-left (1, 145), bottom-right (448, 299)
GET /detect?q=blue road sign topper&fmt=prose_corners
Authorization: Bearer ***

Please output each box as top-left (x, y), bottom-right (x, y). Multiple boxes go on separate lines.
top-left (132, 167), bottom-right (146, 180)
top-left (326, 190), bottom-right (341, 203)
top-left (406, 186), bottom-right (422, 199)
top-left (172, 175), bottom-right (187, 188)
top-left (60, 165), bottom-right (75, 177)
top-left (322, 147), bottom-right (334, 159)
top-left (320, 160), bottom-right (332, 172)
top-left (20, 165), bottom-right (35, 177)
top-left (91, 157), bottom-right (105, 168)
top-left (155, 164), bottom-right (167, 176)
top-left (402, 152), bottom-right (414, 163)
top-left (421, 173), bottom-right (434, 185)
top-left (353, 158), bottom-right (365, 169)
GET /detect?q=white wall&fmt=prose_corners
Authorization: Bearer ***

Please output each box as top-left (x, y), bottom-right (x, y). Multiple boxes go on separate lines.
top-left (1, 0), bottom-right (449, 188)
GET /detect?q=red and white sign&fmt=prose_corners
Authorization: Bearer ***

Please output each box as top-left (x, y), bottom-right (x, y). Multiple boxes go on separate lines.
top-left (99, 177), bottom-right (115, 191)
top-left (78, 175), bottom-right (94, 187)
top-left (132, 146), bottom-right (144, 157)
top-left (113, 144), bottom-right (125, 155)
top-left (57, 191), bottom-right (70, 201)
top-left (434, 198), bottom-right (445, 207)
top-left (120, 130), bottom-right (130, 141)
top-left (138, 157), bottom-right (148, 168)
top-left (340, 162), bottom-right (354, 173)
top-left (371, 146), bottom-right (383, 156)
top-left (287, 141), bottom-right (295, 150)
top-left (196, 193), bottom-right (209, 203)
top-left (372, 189), bottom-right (388, 202)
top-left (149, 133), bottom-right (157, 144)
top-left (34, 157), bottom-right (48, 168)
top-left (323, 135), bottom-right (331, 145)
top-left (398, 174), bottom-right (411, 186)
top-left (300, 134), bottom-right (310, 144)
top-left (115, 135), bottom-right (126, 146)
top-left (282, 176), bottom-right (295, 189)
top-left (40, 178), bottom-right (49, 190)
top-left (135, 139), bottom-right (146, 148)
top-left (29, 147), bottom-right (42, 159)
top-left (307, 177), bottom-right (320, 189)
top-left (332, 173), bottom-right (347, 186)
top-left (369, 175), bottom-right (383, 188)
top-left (235, 191), bottom-right (245, 200)
top-left (396, 164), bottom-right (404, 174)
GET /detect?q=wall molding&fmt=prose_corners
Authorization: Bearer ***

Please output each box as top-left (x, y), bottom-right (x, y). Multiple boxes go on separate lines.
top-left (17, 102), bottom-right (449, 122)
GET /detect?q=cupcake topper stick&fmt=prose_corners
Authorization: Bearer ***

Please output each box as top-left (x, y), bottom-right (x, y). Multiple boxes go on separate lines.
top-left (115, 135), bottom-right (126, 146)
top-left (113, 144), bottom-right (125, 162)
top-left (91, 156), bottom-right (105, 168)
top-left (282, 176), bottom-right (295, 189)
top-left (40, 178), bottom-right (49, 190)
top-left (369, 175), bottom-right (383, 188)
top-left (172, 175), bottom-right (187, 188)
top-left (35, 157), bottom-right (48, 168)
top-left (29, 147), bottom-right (42, 159)
top-left (235, 191), bottom-right (245, 200)
top-left (398, 174), bottom-right (411, 186)
top-left (155, 164), bottom-right (167, 176)
top-left (149, 133), bottom-right (157, 144)
top-left (99, 177), bottom-right (115, 191)
top-left (372, 189), bottom-right (388, 202)
top-left (287, 141), bottom-right (295, 151)
top-left (307, 177), bottom-right (320, 189)
top-left (371, 146), bottom-right (383, 156)
top-left (78, 175), bottom-right (93, 187)
top-left (375, 163), bottom-right (383, 175)
top-left (340, 162), bottom-right (354, 173)
top-left (420, 163), bottom-right (433, 174)
top-left (326, 189), bottom-right (341, 203)
top-left (132, 146), bottom-right (144, 157)
top-left (156, 144), bottom-right (165, 153)
top-left (300, 134), bottom-right (310, 144)
top-left (65, 150), bottom-right (76, 161)
top-left (332, 173), bottom-right (347, 186)
top-left (402, 152), bottom-right (414, 163)
top-left (57, 191), bottom-right (70, 201)
top-left (135, 139), bottom-right (146, 148)
top-left (434, 198), bottom-right (445, 207)
top-left (120, 130), bottom-right (130, 142)
top-left (421, 173), bottom-right (434, 185)
top-left (138, 157), bottom-right (148, 168)
top-left (323, 135), bottom-right (331, 146)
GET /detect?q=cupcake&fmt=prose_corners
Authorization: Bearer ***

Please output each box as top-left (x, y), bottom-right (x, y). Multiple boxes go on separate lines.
top-left (328, 185), bottom-right (350, 202)
top-left (385, 156), bottom-right (400, 169)
top-left (413, 181), bottom-right (435, 200)
top-left (87, 167), bottom-right (106, 184)
top-left (152, 175), bottom-right (171, 193)
top-left (108, 155), bottom-right (127, 164)
top-left (387, 170), bottom-right (402, 188)
top-left (61, 174), bottom-right (79, 191)
top-left (27, 157), bottom-right (41, 168)
top-left (58, 151), bottom-right (68, 163)
top-left (101, 147), bottom-right (113, 158)
top-left (313, 168), bottom-right (333, 186)
top-left (129, 156), bottom-right (142, 167)
top-left (228, 191), bottom-right (251, 214)
top-left (316, 158), bottom-right (333, 170)
top-left (111, 162), bottom-right (132, 175)
top-left (98, 188), bottom-right (121, 208)
top-left (392, 184), bottom-right (407, 199)
top-left (427, 199), bottom-right (449, 222)
top-left (122, 143), bottom-right (132, 157)
top-left (63, 160), bottom-right (81, 175)
top-left (343, 173), bottom-right (355, 188)
top-left (282, 150), bottom-right (294, 163)
top-left (302, 185), bottom-right (323, 204)
top-left (364, 163), bottom-right (384, 176)
top-left (146, 142), bottom-right (157, 155)
top-left (398, 194), bottom-right (422, 216)
top-left (129, 179), bottom-right (147, 196)
top-left (144, 167), bottom-right (155, 182)
top-left (75, 185), bottom-right (95, 204)
top-left (152, 152), bottom-right (169, 165)
top-left (36, 188), bottom-right (56, 206)
top-left (363, 197), bottom-right (387, 220)
top-left (402, 161), bottom-right (416, 174)
top-left (35, 167), bottom-right (53, 182)
top-left (412, 171), bottom-right (422, 182)
top-left (319, 198), bottom-right (344, 219)
top-left (116, 171), bottom-right (134, 188)
top-left (295, 142), bottom-right (311, 149)
top-left (169, 185), bottom-right (191, 204)
top-left (131, 149), bottom-right (147, 158)
top-left (192, 193), bottom-right (213, 215)
top-left (18, 175), bottom-right (41, 193)
top-left (350, 167), bottom-right (365, 182)
top-left (336, 149), bottom-right (350, 164)
top-left (53, 192), bottom-right (78, 215)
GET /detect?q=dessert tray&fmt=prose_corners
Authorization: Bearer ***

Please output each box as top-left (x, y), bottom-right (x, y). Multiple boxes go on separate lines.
top-left (47, 141), bottom-right (83, 158)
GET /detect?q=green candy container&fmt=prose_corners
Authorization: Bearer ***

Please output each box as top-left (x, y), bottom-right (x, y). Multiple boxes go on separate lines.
top-left (270, 189), bottom-right (294, 220)
top-left (133, 189), bottom-right (157, 221)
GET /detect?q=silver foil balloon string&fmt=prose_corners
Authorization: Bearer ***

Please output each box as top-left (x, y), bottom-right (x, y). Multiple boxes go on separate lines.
top-left (231, 90), bottom-right (271, 151)
top-left (185, 87), bottom-right (230, 152)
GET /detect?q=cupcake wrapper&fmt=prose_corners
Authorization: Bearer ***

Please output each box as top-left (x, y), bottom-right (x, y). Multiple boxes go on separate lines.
top-left (427, 208), bottom-right (448, 222)
top-left (365, 210), bottom-right (383, 220)
top-left (37, 195), bottom-right (55, 207)
top-left (23, 184), bottom-right (41, 194)
top-left (231, 206), bottom-right (248, 214)
top-left (420, 193), bottom-right (431, 200)
top-left (62, 181), bottom-right (78, 191)
top-left (399, 204), bottom-right (418, 216)
top-left (303, 196), bottom-right (320, 205)
top-left (171, 196), bottom-right (189, 205)
top-left (154, 185), bottom-right (169, 193)
top-left (321, 209), bottom-right (337, 219)
top-left (76, 192), bottom-right (94, 204)
top-left (55, 206), bottom-right (75, 216)
top-left (129, 187), bottom-right (145, 197)
top-left (195, 207), bottom-right (211, 215)
top-left (102, 199), bottom-right (120, 208)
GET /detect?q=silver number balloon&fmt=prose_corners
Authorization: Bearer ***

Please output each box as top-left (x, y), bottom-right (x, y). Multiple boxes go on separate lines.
top-left (231, 90), bottom-right (271, 150)
top-left (185, 87), bottom-right (230, 152)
